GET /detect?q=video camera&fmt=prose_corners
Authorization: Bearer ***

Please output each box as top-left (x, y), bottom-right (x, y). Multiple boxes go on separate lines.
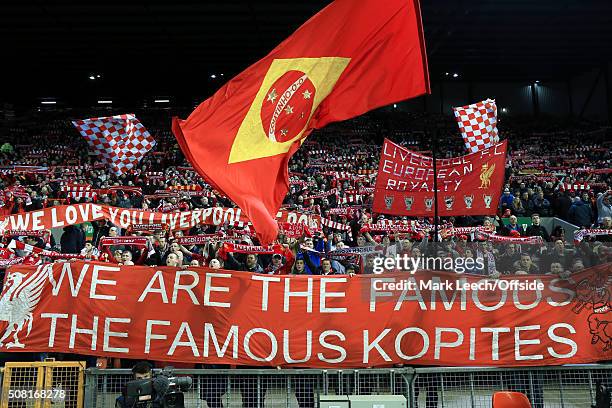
top-left (125, 366), bottom-right (193, 408)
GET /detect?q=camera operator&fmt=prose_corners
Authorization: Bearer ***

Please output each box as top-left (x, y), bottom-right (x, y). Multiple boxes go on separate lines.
top-left (116, 362), bottom-right (154, 408)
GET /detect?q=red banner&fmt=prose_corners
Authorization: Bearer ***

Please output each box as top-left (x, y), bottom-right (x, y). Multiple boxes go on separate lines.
top-left (1, 262), bottom-right (610, 367)
top-left (373, 139), bottom-right (507, 216)
top-left (0, 204), bottom-right (326, 234)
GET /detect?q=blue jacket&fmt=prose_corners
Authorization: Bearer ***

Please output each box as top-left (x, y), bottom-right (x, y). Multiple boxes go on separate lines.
top-left (568, 200), bottom-right (593, 227)
top-left (499, 193), bottom-right (514, 208)
top-left (297, 238), bottom-right (325, 274)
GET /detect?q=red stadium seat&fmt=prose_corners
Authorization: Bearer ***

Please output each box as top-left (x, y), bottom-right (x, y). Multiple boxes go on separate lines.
top-left (492, 391), bottom-right (532, 408)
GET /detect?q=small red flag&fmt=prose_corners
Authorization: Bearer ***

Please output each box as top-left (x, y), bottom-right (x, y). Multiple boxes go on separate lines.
top-left (173, 0), bottom-right (430, 244)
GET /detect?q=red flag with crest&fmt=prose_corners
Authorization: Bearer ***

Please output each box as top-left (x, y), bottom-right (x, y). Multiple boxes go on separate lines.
top-left (172, 0), bottom-right (430, 244)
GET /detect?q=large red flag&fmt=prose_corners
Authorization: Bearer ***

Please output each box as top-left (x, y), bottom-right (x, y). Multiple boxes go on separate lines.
top-left (172, 0), bottom-right (430, 244)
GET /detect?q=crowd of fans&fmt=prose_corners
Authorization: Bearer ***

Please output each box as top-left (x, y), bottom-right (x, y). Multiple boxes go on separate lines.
top-left (0, 110), bottom-right (611, 281)
top-left (1, 109), bottom-right (611, 392)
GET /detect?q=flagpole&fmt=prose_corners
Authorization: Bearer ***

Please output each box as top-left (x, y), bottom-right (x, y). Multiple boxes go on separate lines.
top-left (431, 125), bottom-right (440, 243)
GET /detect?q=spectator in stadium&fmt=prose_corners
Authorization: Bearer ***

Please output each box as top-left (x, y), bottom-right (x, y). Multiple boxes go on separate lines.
top-left (519, 191), bottom-right (531, 213)
top-left (165, 252), bottom-right (181, 267)
top-left (568, 195), bottom-right (594, 227)
top-left (223, 252), bottom-right (264, 273)
top-left (524, 214), bottom-right (550, 241)
top-left (553, 190), bottom-right (573, 220)
top-left (510, 196), bottom-right (527, 216)
top-left (91, 220), bottom-right (111, 246)
top-left (547, 261), bottom-right (570, 279)
top-left (264, 249), bottom-right (295, 275)
top-left (209, 258), bottom-right (223, 269)
top-left (60, 224), bottom-right (85, 254)
top-left (513, 253), bottom-right (540, 274)
top-left (463, 248), bottom-right (485, 274)
top-left (121, 250), bottom-right (134, 266)
top-left (79, 240), bottom-right (99, 259)
top-left (499, 187), bottom-right (514, 211)
top-left (291, 258), bottom-right (307, 274)
top-left (297, 236), bottom-right (323, 274)
top-left (545, 240), bottom-right (573, 271)
top-left (501, 215), bottom-right (524, 236)
top-left (146, 235), bottom-right (169, 266)
top-left (550, 226), bottom-right (567, 243)
top-left (113, 249), bottom-right (123, 263)
top-left (529, 191), bottom-right (551, 216)
top-left (596, 190), bottom-right (612, 224)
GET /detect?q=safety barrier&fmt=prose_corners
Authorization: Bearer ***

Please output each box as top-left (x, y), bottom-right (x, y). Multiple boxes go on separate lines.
top-left (0, 360), bottom-right (85, 408)
top-left (81, 363), bottom-right (612, 407)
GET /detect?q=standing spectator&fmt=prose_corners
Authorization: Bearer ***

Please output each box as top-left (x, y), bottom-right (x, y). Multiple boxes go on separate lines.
top-left (502, 215), bottom-right (524, 236)
top-left (524, 214), bottom-right (550, 242)
top-left (568, 196), bottom-right (594, 227)
top-left (596, 190), bottom-right (612, 224)
top-left (60, 225), bottom-right (85, 254)
top-left (529, 191), bottom-right (551, 216)
top-left (80, 241), bottom-right (100, 259)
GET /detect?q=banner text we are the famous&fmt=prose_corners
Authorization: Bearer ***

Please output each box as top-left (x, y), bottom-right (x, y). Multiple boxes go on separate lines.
top-left (1, 262), bottom-right (610, 367)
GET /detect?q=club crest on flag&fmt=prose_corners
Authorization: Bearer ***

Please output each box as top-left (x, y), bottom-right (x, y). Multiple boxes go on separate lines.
top-left (444, 196), bottom-right (454, 210)
top-left (479, 162), bottom-right (495, 189)
top-left (404, 196), bottom-right (414, 211)
top-left (384, 195), bottom-right (394, 210)
top-left (424, 197), bottom-right (433, 212)
top-left (483, 194), bottom-right (493, 209)
top-left (464, 194), bottom-right (474, 209)
top-left (229, 57), bottom-right (350, 164)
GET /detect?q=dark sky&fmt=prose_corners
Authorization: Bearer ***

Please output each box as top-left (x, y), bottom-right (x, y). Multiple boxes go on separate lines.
top-left (2, 1), bottom-right (611, 106)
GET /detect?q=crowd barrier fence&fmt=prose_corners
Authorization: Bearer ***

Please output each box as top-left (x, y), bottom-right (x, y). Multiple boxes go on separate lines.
top-left (0, 360), bottom-right (85, 408)
top-left (75, 363), bottom-right (612, 408)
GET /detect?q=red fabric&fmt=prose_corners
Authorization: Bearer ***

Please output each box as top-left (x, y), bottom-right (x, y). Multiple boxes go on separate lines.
top-left (172, 0), bottom-right (429, 245)
top-left (373, 139), bottom-right (507, 216)
top-left (2, 262), bottom-right (610, 367)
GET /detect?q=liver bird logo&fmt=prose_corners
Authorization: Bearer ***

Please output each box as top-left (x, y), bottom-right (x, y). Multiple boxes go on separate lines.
top-left (0, 264), bottom-right (55, 348)
top-left (573, 273), bottom-right (612, 352)
top-left (479, 162), bottom-right (495, 189)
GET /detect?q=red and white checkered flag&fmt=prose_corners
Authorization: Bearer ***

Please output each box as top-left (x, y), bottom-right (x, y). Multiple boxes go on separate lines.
top-left (452, 99), bottom-right (499, 153)
top-left (72, 114), bottom-right (156, 176)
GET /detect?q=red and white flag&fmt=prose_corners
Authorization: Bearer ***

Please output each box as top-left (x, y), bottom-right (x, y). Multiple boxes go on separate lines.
top-left (72, 114), bottom-right (156, 176)
top-left (453, 99), bottom-right (499, 153)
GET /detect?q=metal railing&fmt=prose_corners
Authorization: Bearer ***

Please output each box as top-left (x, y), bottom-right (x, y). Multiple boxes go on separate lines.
top-left (83, 364), bottom-right (612, 408)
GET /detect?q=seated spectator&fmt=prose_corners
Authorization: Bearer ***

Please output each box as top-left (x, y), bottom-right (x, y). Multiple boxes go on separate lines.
top-left (511, 196), bottom-right (527, 216)
top-left (499, 188), bottom-right (514, 211)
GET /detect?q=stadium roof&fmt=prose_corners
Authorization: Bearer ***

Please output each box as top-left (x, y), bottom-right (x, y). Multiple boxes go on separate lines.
top-left (3, 0), bottom-right (611, 105)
